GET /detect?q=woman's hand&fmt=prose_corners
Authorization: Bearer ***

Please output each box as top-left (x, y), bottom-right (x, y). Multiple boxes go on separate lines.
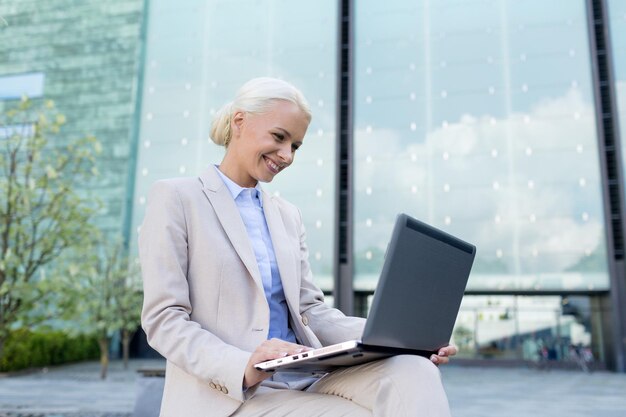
top-left (243, 338), bottom-right (311, 389)
top-left (430, 345), bottom-right (457, 365)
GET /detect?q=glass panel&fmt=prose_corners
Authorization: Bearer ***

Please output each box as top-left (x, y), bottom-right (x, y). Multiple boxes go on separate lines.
top-left (0, 72), bottom-right (45, 99)
top-left (130, 0), bottom-right (337, 291)
top-left (353, 0), bottom-right (609, 292)
top-left (453, 295), bottom-right (600, 368)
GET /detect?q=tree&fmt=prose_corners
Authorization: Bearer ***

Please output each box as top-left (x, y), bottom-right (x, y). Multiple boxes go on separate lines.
top-left (0, 97), bottom-right (100, 358)
top-left (114, 251), bottom-right (143, 370)
top-left (62, 237), bottom-right (143, 379)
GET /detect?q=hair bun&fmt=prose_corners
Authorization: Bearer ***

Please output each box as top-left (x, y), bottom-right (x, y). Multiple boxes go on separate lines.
top-left (209, 101), bottom-right (233, 147)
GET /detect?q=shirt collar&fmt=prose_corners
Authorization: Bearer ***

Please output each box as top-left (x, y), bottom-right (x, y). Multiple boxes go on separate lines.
top-left (213, 165), bottom-right (263, 207)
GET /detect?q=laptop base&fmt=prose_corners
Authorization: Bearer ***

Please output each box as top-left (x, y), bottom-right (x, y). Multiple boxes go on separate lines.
top-left (255, 341), bottom-right (438, 374)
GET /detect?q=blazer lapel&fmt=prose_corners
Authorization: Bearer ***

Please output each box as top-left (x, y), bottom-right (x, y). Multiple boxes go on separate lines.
top-left (198, 167), bottom-right (263, 293)
top-left (261, 191), bottom-right (300, 313)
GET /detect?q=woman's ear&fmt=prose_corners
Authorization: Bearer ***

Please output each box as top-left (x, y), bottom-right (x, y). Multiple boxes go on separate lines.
top-left (231, 111), bottom-right (245, 138)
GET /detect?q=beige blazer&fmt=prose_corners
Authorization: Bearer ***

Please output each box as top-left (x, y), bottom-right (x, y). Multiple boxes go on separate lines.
top-left (139, 167), bottom-right (365, 417)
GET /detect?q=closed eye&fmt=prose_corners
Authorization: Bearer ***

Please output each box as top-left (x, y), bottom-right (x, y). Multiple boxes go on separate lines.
top-left (273, 132), bottom-right (285, 141)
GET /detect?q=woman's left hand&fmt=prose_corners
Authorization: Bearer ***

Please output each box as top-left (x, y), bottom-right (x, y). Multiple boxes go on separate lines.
top-left (430, 345), bottom-right (457, 365)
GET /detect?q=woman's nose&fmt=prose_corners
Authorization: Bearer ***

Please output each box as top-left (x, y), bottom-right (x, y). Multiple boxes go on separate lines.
top-left (277, 144), bottom-right (293, 164)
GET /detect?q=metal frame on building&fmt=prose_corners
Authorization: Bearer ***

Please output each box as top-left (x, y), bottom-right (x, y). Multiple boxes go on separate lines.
top-left (334, 0), bottom-right (356, 316)
top-left (123, 0), bottom-right (151, 251)
top-left (586, 0), bottom-right (626, 372)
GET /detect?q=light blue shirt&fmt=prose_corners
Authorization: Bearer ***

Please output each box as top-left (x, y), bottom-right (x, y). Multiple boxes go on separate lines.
top-left (214, 166), bottom-right (297, 343)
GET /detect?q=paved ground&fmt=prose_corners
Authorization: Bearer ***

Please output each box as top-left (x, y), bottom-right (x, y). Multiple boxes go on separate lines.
top-left (445, 364), bottom-right (626, 417)
top-left (0, 359), bottom-right (147, 417)
top-left (0, 359), bottom-right (625, 416)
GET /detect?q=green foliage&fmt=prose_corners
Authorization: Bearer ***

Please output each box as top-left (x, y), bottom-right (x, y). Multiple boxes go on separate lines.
top-left (0, 328), bottom-right (99, 372)
top-left (57, 236), bottom-right (143, 378)
top-left (0, 97), bottom-right (101, 353)
top-left (59, 236), bottom-right (142, 346)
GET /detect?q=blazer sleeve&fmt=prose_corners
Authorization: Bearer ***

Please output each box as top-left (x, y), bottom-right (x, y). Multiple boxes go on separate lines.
top-left (294, 208), bottom-right (366, 345)
top-left (139, 180), bottom-right (252, 403)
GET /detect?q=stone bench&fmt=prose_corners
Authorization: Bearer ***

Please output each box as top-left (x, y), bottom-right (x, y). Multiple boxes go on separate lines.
top-left (133, 368), bottom-right (165, 417)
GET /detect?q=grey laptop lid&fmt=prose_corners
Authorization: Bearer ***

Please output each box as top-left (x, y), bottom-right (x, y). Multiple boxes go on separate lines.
top-left (361, 213), bottom-right (476, 352)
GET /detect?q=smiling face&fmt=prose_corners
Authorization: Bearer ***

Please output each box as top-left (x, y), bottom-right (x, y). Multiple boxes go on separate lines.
top-left (219, 100), bottom-right (310, 187)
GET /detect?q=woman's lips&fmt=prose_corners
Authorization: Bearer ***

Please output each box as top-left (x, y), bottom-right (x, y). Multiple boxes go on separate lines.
top-left (264, 156), bottom-right (281, 174)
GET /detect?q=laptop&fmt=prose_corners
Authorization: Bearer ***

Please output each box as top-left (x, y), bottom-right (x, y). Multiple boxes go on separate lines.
top-left (255, 213), bottom-right (476, 373)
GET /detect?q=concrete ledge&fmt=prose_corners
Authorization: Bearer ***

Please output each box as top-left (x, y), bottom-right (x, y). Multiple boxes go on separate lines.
top-left (136, 368), bottom-right (165, 377)
top-left (133, 369), bottom-right (165, 417)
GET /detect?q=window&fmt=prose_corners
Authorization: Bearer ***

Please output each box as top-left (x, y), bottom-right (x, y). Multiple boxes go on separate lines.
top-left (353, 0), bottom-right (608, 292)
top-left (0, 72), bottom-right (45, 99)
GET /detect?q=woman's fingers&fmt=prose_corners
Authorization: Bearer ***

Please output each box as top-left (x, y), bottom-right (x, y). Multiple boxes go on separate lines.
top-left (243, 340), bottom-right (312, 388)
top-left (441, 345), bottom-right (458, 356)
top-left (430, 354), bottom-right (450, 365)
top-left (261, 338), bottom-right (310, 359)
top-left (430, 344), bottom-right (457, 365)
top-left (253, 339), bottom-right (311, 362)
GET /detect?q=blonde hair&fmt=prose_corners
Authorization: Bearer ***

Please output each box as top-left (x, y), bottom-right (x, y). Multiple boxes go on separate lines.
top-left (209, 77), bottom-right (312, 147)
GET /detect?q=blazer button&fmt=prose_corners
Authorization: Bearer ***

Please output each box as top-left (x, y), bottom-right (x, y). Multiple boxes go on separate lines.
top-left (209, 382), bottom-right (217, 389)
top-left (221, 386), bottom-right (229, 394)
top-left (301, 315), bottom-right (309, 326)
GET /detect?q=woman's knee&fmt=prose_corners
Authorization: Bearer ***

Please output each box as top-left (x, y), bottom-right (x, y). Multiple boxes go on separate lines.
top-left (379, 354), bottom-right (442, 383)
top-left (364, 355), bottom-right (450, 416)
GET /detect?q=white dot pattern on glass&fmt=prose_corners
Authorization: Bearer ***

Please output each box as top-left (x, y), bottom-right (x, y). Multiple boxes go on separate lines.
top-left (129, 2), bottom-right (609, 304)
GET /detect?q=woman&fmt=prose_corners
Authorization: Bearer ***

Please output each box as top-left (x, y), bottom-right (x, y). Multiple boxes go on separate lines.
top-left (139, 77), bottom-right (456, 416)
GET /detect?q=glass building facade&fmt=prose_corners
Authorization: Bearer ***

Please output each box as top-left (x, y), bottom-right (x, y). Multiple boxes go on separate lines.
top-left (2, 0), bottom-right (625, 370)
top-left (351, 0), bottom-right (612, 364)
top-left (0, 0), bottom-right (144, 235)
top-left (130, 0), bottom-right (339, 289)
top-left (128, 0), bottom-right (626, 368)
top-left (354, 0), bottom-right (607, 292)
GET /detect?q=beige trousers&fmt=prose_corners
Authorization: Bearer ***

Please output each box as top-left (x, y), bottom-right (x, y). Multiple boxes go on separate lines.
top-left (232, 355), bottom-right (451, 417)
